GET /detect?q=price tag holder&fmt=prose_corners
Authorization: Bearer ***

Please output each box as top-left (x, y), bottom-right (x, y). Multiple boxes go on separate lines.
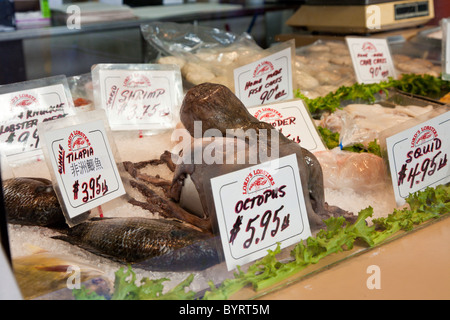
top-left (385, 111), bottom-right (450, 206)
top-left (0, 75), bottom-right (76, 164)
top-left (442, 19), bottom-right (450, 81)
top-left (92, 63), bottom-right (183, 133)
top-left (39, 109), bottom-right (126, 226)
top-left (346, 37), bottom-right (397, 84)
top-left (234, 40), bottom-right (295, 107)
top-left (211, 154), bottom-right (312, 271)
top-left (247, 100), bottom-right (326, 153)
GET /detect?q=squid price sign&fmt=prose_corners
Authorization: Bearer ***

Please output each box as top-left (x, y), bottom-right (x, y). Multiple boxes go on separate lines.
top-left (346, 37), bottom-right (397, 84)
top-left (386, 111), bottom-right (450, 206)
top-left (211, 154), bottom-right (311, 271)
top-left (43, 119), bottom-right (125, 218)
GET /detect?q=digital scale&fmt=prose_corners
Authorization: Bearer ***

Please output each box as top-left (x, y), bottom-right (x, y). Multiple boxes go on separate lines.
top-left (286, 0), bottom-right (435, 34)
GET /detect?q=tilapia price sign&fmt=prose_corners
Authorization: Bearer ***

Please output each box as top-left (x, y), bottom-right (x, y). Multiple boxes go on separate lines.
top-left (248, 100), bottom-right (326, 153)
top-left (234, 45), bottom-right (293, 108)
top-left (211, 154), bottom-right (311, 271)
top-left (41, 117), bottom-right (126, 219)
top-left (0, 76), bottom-right (75, 162)
top-left (346, 37), bottom-right (397, 84)
top-left (386, 111), bottom-right (450, 206)
top-left (92, 64), bottom-right (183, 132)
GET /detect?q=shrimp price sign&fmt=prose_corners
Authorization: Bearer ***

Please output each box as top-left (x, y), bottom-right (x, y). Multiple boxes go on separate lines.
top-left (386, 111), bottom-right (450, 206)
top-left (211, 154), bottom-right (311, 271)
top-left (42, 119), bottom-right (126, 219)
top-left (234, 47), bottom-right (293, 107)
top-left (346, 37), bottom-right (397, 84)
top-left (92, 64), bottom-right (183, 131)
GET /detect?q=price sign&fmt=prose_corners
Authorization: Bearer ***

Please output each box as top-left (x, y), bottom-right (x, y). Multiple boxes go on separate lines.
top-left (211, 154), bottom-right (311, 271)
top-left (40, 114), bottom-right (126, 220)
top-left (346, 37), bottom-right (397, 84)
top-left (386, 111), bottom-right (450, 206)
top-left (247, 100), bottom-right (326, 153)
top-left (234, 44), bottom-right (294, 107)
top-left (442, 19), bottom-right (450, 81)
top-left (92, 64), bottom-right (183, 132)
top-left (0, 78), bottom-right (75, 162)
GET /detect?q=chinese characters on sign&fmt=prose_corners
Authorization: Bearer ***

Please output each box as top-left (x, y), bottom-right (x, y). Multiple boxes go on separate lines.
top-left (42, 118), bottom-right (125, 219)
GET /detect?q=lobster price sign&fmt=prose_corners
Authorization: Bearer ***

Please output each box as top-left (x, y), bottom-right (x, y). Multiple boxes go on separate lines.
top-left (386, 111), bottom-right (450, 206)
top-left (247, 100), bottom-right (326, 153)
top-left (211, 154), bottom-right (311, 271)
top-left (346, 37), bottom-right (397, 84)
top-left (233, 42), bottom-right (294, 107)
top-left (40, 112), bottom-right (126, 222)
top-left (0, 76), bottom-right (75, 163)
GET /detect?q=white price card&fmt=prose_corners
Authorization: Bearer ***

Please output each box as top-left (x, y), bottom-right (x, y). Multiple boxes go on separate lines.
top-left (248, 100), bottom-right (326, 153)
top-left (0, 78), bottom-right (75, 162)
top-left (234, 46), bottom-right (293, 107)
top-left (92, 64), bottom-right (183, 131)
top-left (41, 117), bottom-right (126, 219)
top-left (211, 154), bottom-right (311, 271)
top-left (346, 37), bottom-right (397, 84)
top-left (386, 111), bottom-right (450, 206)
top-left (442, 19), bottom-right (450, 81)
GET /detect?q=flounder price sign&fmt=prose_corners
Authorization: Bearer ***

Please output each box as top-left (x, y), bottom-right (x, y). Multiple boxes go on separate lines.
top-left (211, 154), bottom-right (311, 271)
top-left (386, 111), bottom-right (450, 206)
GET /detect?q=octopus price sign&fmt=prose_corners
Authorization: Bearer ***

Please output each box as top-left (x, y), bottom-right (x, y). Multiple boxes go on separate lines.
top-left (233, 46), bottom-right (293, 107)
top-left (248, 100), bottom-right (326, 153)
top-left (41, 118), bottom-right (126, 219)
top-left (346, 37), bottom-right (397, 84)
top-left (211, 154), bottom-right (311, 271)
top-left (386, 111), bottom-right (450, 206)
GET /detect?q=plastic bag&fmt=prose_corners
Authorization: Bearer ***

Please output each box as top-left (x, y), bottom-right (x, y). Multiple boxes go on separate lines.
top-left (141, 21), bottom-right (264, 91)
top-left (295, 40), bottom-right (357, 98)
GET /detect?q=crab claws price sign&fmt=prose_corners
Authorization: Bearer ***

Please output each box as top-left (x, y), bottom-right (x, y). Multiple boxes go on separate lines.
top-left (211, 154), bottom-right (311, 271)
top-left (346, 37), bottom-right (397, 84)
top-left (385, 111), bottom-right (450, 206)
top-left (39, 110), bottom-right (126, 226)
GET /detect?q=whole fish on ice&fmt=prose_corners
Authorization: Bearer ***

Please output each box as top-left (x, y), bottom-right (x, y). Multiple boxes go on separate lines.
top-left (53, 217), bottom-right (219, 271)
top-left (3, 177), bottom-right (66, 227)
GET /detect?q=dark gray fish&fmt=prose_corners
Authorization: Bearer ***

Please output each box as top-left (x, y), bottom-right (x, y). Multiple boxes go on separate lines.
top-left (3, 177), bottom-right (66, 227)
top-left (53, 217), bottom-right (220, 271)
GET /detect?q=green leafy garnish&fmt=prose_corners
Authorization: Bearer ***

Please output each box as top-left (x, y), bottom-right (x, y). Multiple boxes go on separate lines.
top-left (73, 184), bottom-right (448, 300)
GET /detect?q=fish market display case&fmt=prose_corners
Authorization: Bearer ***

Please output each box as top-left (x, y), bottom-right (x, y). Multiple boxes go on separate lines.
top-left (0, 19), bottom-right (449, 301)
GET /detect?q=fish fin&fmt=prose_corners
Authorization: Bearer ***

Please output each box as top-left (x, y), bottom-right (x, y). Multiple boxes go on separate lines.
top-left (51, 235), bottom-right (78, 246)
top-left (35, 264), bottom-right (71, 272)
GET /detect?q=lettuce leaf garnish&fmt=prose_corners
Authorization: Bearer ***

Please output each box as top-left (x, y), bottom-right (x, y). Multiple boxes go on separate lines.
top-left (73, 180), bottom-right (449, 300)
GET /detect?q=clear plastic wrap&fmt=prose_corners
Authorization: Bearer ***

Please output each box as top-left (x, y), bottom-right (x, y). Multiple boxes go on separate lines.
top-left (295, 40), bottom-right (356, 98)
top-left (67, 73), bottom-right (94, 112)
top-left (141, 21), bottom-right (264, 91)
